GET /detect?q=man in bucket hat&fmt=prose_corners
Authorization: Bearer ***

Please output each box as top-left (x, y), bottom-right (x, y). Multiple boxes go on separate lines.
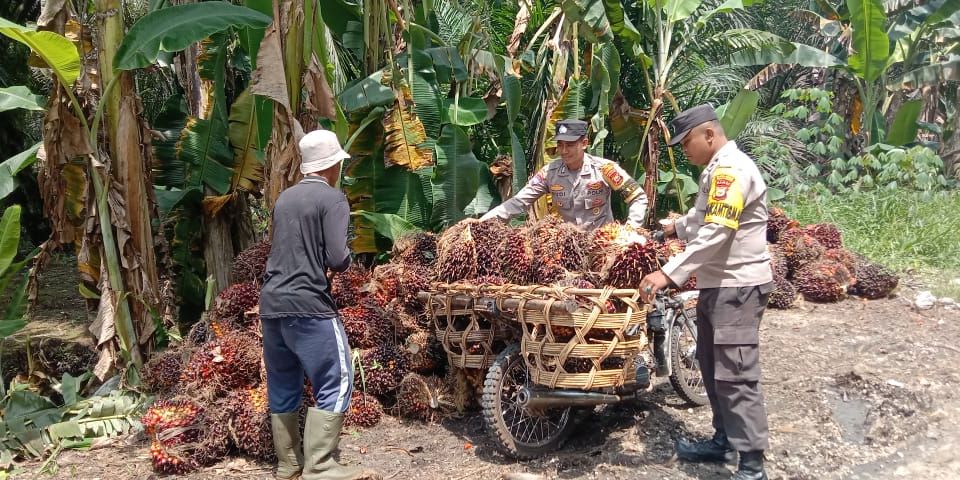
top-left (260, 129), bottom-right (380, 480)
top-left (481, 119), bottom-right (647, 230)
top-left (638, 104), bottom-right (773, 480)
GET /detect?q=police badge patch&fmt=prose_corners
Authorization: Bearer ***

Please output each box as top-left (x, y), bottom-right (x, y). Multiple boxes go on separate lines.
top-left (600, 163), bottom-right (626, 189)
top-left (704, 167), bottom-right (744, 229)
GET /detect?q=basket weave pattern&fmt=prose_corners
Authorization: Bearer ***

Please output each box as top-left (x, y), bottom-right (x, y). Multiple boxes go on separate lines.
top-left (425, 288), bottom-right (508, 370)
top-left (517, 287), bottom-right (648, 389)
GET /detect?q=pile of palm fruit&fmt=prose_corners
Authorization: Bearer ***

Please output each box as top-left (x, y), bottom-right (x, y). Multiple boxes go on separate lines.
top-left (138, 210), bottom-right (897, 472)
top-left (766, 208), bottom-right (899, 309)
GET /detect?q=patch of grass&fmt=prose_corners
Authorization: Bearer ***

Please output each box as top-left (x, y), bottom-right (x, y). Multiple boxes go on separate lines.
top-left (779, 190), bottom-right (960, 277)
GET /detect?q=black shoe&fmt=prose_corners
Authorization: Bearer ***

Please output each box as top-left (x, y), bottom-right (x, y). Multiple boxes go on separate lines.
top-left (731, 450), bottom-right (767, 480)
top-left (675, 431), bottom-right (736, 463)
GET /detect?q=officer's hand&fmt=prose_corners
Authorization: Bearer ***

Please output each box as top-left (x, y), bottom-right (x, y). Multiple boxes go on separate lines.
top-left (638, 271), bottom-right (670, 303)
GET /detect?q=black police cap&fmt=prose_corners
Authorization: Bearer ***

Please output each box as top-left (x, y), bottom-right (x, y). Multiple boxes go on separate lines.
top-left (667, 104), bottom-right (718, 146)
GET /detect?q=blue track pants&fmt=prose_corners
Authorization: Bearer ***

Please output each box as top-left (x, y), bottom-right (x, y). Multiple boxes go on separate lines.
top-left (262, 314), bottom-right (354, 414)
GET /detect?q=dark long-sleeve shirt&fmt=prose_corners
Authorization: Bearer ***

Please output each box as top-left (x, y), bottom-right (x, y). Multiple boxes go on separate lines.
top-left (260, 177), bottom-right (351, 318)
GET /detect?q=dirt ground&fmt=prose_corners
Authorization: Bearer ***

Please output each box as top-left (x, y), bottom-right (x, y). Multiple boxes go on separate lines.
top-left (12, 275), bottom-right (960, 479)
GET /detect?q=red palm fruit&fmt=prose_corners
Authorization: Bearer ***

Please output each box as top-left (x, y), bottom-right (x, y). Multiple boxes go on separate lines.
top-left (231, 240), bottom-right (271, 285)
top-left (794, 260), bottom-right (855, 303)
top-left (211, 282), bottom-right (260, 325)
top-left (344, 391), bottom-right (383, 429)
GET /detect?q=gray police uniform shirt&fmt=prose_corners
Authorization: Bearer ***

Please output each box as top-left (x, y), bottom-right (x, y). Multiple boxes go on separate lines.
top-left (661, 141), bottom-right (772, 288)
top-left (481, 154), bottom-right (648, 230)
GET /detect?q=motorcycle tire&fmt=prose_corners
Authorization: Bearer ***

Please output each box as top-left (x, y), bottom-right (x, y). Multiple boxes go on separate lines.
top-left (668, 308), bottom-right (709, 407)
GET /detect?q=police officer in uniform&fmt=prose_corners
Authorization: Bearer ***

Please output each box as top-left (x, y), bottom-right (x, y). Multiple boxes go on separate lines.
top-left (481, 119), bottom-right (647, 230)
top-left (638, 105), bottom-right (773, 480)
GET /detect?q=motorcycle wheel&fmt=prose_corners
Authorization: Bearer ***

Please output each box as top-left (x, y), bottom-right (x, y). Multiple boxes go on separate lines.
top-left (668, 308), bottom-right (709, 406)
top-left (480, 344), bottom-right (579, 459)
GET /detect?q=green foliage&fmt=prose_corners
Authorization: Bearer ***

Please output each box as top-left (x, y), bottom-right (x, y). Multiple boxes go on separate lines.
top-left (826, 145), bottom-right (955, 193)
top-left (0, 205), bottom-right (35, 338)
top-left (753, 88), bottom-right (844, 194)
top-left (113, 1), bottom-right (272, 70)
top-left (782, 190), bottom-right (960, 272)
top-left (0, 373), bottom-right (145, 467)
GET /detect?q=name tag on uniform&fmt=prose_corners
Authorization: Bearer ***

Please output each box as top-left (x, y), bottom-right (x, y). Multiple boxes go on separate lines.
top-left (550, 184), bottom-right (565, 192)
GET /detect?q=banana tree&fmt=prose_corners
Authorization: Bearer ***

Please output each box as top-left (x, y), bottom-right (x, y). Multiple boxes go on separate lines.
top-left (115, 1), bottom-right (273, 313)
top-left (0, 5), bottom-right (146, 373)
top-left (602, 0), bottom-right (841, 220)
top-left (737, 0), bottom-right (960, 147)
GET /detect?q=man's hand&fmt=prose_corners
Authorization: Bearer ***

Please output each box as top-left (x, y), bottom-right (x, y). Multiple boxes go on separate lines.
top-left (661, 220), bottom-right (677, 237)
top-left (638, 271), bottom-right (671, 303)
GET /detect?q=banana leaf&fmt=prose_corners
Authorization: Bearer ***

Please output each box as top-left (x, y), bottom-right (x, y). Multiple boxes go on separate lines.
top-left (382, 86), bottom-right (434, 171)
top-left (430, 125), bottom-right (482, 228)
top-left (718, 88), bottom-right (760, 139)
top-left (0, 142), bottom-right (41, 201)
top-left (0, 86), bottom-right (45, 113)
top-left (885, 99), bottom-right (923, 146)
top-left (351, 211), bottom-right (422, 241)
top-left (113, 1), bottom-right (272, 70)
top-left (0, 18), bottom-right (80, 85)
top-left (227, 88), bottom-right (266, 192)
top-left (847, 0), bottom-right (890, 84)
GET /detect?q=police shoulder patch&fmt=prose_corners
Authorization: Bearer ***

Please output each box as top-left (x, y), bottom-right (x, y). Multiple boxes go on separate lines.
top-left (704, 167), bottom-right (744, 229)
top-left (600, 162), bottom-right (626, 189)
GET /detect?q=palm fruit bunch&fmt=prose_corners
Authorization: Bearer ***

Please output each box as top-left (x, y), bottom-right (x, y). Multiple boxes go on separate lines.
top-left (768, 244), bottom-right (789, 279)
top-left (804, 223), bottom-right (843, 250)
top-left (331, 263), bottom-right (372, 309)
top-left (180, 332), bottom-right (261, 393)
top-left (142, 348), bottom-right (184, 394)
top-left (436, 219), bottom-right (480, 282)
top-left (345, 391), bottom-right (384, 428)
top-left (358, 345), bottom-right (410, 397)
top-left (499, 226), bottom-right (535, 283)
top-left (767, 207), bottom-right (798, 243)
top-left (597, 225), bottom-right (659, 289)
top-left (768, 275), bottom-right (798, 309)
top-left (794, 259), bottom-right (855, 303)
top-left (404, 330), bottom-right (443, 374)
top-left (393, 231), bottom-right (438, 268)
top-left (656, 238), bottom-right (686, 260)
top-left (470, 219), bottom-right (510, 277)
top-left (341, 302), bottom-right (393, 349)
top-left (474, 274), bottom-right (506, 286)
top-left (211, 282), bottom-right (260, 326)
top-left (188, 407), bottom-right (233, 467)
top-left (226, 384), bottom-right (275, 462)
top-left (530, 216), bottom-right (588, 283)
top-left (186, 319), bottom-right (211, 346)
top-left (373, 262), bottom-right (432, 311)
top-left (395, 373), bottom-right (453, 421)
top-left (682, 275), bottom-right (698, 291)
top-left (779, 228), bottom-right (825, 273)
top-left (230, 240), bottom-right (271, 285)
top-left (823, 248), bottom-right (858, 276)
top-left (445, 367), bottom-right (480, 413)
top-left (142, 398), bottom-right (204, 440)
top-left (149, 439), bottom-right (195, 474)
top-left (848, 257), bottom-right (898, 299)
top-left (589, 223), bottom-right (623, 270)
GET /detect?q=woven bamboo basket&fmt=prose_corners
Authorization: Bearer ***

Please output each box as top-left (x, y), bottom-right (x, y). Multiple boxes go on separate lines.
top-left (424, 285), bottom-right (510, 370)
top-left (515, 287), bottom-right (649, 390)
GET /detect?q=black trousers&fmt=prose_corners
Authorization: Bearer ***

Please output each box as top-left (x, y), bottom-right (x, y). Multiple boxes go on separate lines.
top-left (696, 283), bottom-right (774, 452)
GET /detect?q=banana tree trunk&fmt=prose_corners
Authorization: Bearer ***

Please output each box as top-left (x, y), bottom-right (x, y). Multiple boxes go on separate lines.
top-left (96, 0), bottom-right (162, 354)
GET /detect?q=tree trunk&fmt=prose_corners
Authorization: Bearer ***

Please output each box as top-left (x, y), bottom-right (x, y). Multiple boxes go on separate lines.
top-left (944, 85), bottom-right (960, 179)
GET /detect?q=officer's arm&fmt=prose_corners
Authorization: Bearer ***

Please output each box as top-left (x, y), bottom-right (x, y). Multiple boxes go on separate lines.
top-left (673, 207), bottom-right (698, 241)
top-left (601, 161), bottom-right (647, 226)
top-left (660, 166), bottom-right (749, 285)
top-left (480, 167), bottom-right (549, 222)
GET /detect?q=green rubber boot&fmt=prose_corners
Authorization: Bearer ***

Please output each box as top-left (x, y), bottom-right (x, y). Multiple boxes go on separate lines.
top-left (302, 407), bottom-right (381, 480)
top-left (271, 412), bottom-right (303, 479)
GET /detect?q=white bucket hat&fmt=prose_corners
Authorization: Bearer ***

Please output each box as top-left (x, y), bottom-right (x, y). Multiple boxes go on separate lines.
top-left (299, 129), bottom-right (350, 175)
